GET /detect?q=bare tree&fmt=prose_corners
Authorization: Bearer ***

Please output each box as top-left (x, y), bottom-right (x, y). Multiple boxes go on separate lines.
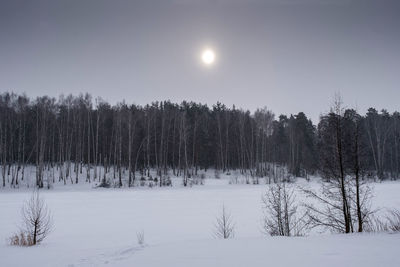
top-left (313, 96), bottom-right (353, 233)
top-left (21, 190), bottom-right (53, 245)
top-left (302, 178), bottom-right (373, 234)
top-left (262, 182), bottom-right (309, 236)
top-left (213, 205), bottom-right (235, 239)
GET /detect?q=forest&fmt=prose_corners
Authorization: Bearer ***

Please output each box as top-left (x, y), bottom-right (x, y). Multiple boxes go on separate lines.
top-left (0, 92), bottom-right (399, 188)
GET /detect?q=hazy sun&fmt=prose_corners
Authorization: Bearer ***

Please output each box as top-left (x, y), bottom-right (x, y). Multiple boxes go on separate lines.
top-left (201, 49), bottom-right (215, 65)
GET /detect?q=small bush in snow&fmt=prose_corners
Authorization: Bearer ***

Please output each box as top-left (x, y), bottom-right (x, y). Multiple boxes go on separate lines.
top-left (136, 230), bottom-right (145, 246)
top-left (97, 179), bottom-right (111, 188)
top-left (365, 209), bottom-right (400, 233)
top-left (386, 209), bottom-right (400, 232)
top-left (213, 205), bottom-right (235, 239)
top-left (9, 230), bottom-right (34, 246)
top-left (163, 176), bottom-right (172, 186)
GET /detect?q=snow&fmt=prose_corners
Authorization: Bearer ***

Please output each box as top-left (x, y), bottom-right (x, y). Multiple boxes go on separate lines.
top-left (0, 175), bottom-right (399, 267)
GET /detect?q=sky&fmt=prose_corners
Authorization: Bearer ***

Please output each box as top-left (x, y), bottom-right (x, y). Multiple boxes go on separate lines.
top-left (1, 0), bottom-right (399, 122)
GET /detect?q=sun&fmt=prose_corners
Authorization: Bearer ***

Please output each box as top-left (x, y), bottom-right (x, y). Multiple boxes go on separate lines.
top-left (201, 49), bottom-right (216, 65)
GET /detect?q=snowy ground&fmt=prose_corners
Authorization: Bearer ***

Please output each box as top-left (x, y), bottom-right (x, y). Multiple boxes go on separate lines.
top-left (1, 176), bottom-right (399, 267)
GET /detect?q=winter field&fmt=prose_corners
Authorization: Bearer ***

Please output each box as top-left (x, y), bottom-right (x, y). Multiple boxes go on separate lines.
top-left (1, 171), bottom-right (400, 267)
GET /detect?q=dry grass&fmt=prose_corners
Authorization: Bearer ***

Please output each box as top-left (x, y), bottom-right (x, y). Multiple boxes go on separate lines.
top-left (9, 231), bottom-right (34, 246)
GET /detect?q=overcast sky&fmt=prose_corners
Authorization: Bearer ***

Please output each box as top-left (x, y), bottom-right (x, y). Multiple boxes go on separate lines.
top-left (1, 0), bottom-right (399, 122)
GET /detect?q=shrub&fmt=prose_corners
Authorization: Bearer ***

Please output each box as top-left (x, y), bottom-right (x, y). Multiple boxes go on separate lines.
top-left (136, 230), bottom-right (145, 246)
top-left (9, 230), bottom-right (34, 246)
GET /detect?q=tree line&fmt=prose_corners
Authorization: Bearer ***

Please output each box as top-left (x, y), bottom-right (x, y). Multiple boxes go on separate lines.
top-left (0, 92), bottom-right (399, 188)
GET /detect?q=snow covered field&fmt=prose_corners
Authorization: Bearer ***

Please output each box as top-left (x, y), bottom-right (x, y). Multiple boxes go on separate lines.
top-left (1, 177), bottom-right (399, 267)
